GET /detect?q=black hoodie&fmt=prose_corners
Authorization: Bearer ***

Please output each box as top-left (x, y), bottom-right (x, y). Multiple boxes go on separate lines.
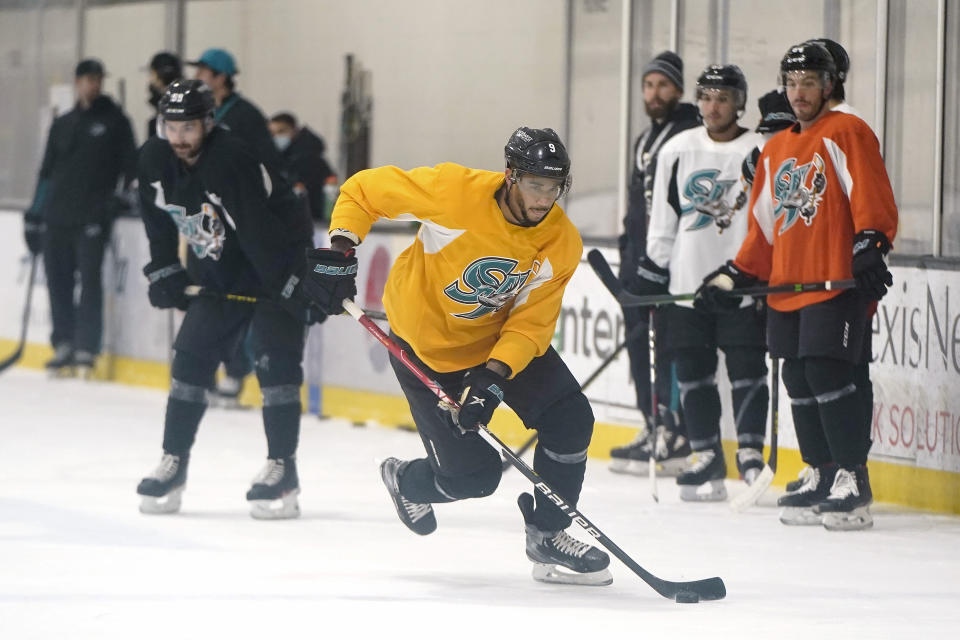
top-left (281, 126), bottom-right (335, 221)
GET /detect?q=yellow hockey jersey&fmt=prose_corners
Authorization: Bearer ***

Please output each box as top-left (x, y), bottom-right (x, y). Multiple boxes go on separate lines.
top-left (329, 162), bottom-right (583, 376)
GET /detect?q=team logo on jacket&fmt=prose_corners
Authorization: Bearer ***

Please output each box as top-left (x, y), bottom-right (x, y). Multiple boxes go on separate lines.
top-left (444, 257), bottom-right (533, 319)
top-left (773, 153), bottom-right (827, 234)
top-left (680, 169), bottom-right (738, 231)
top-left (151, 181), bottom-right (226, 260)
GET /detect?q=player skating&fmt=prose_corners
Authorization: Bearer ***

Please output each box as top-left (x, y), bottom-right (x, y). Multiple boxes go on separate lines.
top-left (302, 127), bottom-right (612, 586)
top-left (696, 43), bottom-right (897, 530)
top-left (135, 80), bottom-right (319, 518)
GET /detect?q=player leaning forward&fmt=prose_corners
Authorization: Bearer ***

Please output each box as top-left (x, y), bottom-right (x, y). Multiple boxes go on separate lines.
top-left (302, 128), bottom-right (612, 585)
top-left (135, 80), bottom-right (318, 518)
top-left (696, 43), bottom-right (897, 530)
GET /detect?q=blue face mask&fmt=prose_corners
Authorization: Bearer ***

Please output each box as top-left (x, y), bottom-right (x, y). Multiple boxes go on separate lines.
top-left (273, 134), bottom-right (291, 151)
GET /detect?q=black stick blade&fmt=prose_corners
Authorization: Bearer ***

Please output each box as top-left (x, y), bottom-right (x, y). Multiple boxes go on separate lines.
top-left (587, 249), bottom-right (622, 297)
top-left (661, 576), bottom-right (726, 601)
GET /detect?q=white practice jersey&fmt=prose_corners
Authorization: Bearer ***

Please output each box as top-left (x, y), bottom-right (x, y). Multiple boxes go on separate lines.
top-left (646, 126), bottom-right (764, 308)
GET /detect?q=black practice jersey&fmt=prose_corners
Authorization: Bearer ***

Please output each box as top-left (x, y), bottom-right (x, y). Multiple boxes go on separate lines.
top-left (138, 127), bottom-right (313, 295)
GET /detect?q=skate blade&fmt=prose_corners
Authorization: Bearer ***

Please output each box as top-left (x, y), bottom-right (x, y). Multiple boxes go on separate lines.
top-left (778, 506), bottom-right (822, 526)
top-left (680, 479), bottom-right (727, 502)
top-left (822, 507), bottom-right (873, 531)
top-left (249, 489), bottom-right (301, 520)
top-left (77, 365), bottom-right (94, 381)
top-left (139, 487), bottom-right (184, 514)
top-left (47, 366), bottom-right (76, 379)
top-left (531, 563), bottom-right (613, 586)
top-left (730, 466), bottom-right (774, 512)
top-left (608, 458), bottom-right (633, 473)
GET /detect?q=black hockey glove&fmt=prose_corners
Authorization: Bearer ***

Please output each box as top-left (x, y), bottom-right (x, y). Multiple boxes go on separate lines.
top-left (694, 260), bottom-right (759, 313)
top-left (277, 272), bottom-right (327, 325)
top-left (302, 247), bottom-right (358, 315)
top-left (23, 208), bottom-right (45, 255)
top-left (852, 229), bottom-right (893, 301)
top-left (449, 367), bottom-right (507, 437)
top-left (625, 255), bottom-right (670, 296)
top-left (143, 261), bottom-right (191, 311)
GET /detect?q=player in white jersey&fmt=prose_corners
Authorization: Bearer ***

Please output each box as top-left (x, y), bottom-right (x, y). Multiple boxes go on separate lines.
top-left (639, 64), bottom-right (768, 501)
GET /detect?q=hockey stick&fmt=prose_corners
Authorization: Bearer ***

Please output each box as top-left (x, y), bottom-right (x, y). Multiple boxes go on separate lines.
top-left (647, 307), bottom-right (659, 503)
top-left (0, 255), bottom-right (39, 374)
top-left (343, 298), bottom-right (726, 602)
top-left (586, 248), bottom-right (856, 308)
top-left (502, 320), bottom-right (647, 472)
top-left (729, 357), bottom-right (779, 512)
top-left (183, 286), bottom-right (388, 320)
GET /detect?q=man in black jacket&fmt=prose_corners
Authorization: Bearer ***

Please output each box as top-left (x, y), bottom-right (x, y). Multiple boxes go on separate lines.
top-left (269, 112), bottom-right (337, 222)
top-left (24, 59), bottom-right (137, 377)
top-left (609, 51), bottom-right (700, 474)
top-left (135, 80), bottom-right (318, 519)
top-left (146, 51), bottom-right (183, 140)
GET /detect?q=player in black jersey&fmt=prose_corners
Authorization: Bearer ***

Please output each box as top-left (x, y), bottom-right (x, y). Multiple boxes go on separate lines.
top-left (135, 79), bottom-right (319, 519)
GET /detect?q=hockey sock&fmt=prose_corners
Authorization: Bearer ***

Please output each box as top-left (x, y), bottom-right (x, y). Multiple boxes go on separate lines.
top-left (261, 384), bottom-right (301, 459)
top-left (162, 379), bottom-right (208, 455)
top-left (854, 357), bottom-right (874, 461)
top-left (804, 357), bottom-right (863, 468)
top-left (397, 456), bottom-right (503, 504)
top-left (782, 358), bottom-right (832, 466)
top-left (725, 347), bottom-right (769, 450)
top-left (676, 349), bottom-right (721, 450)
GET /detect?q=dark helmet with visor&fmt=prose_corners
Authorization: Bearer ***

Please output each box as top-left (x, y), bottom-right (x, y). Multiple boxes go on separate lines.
top-left (156, 79), bottom-right (215, 138)
top-left (696, 64), bottom-right (748, 110)
top-left (779, 42), bottom-right (837, 87)
top-left (504, 127), bottom-right (572, 199)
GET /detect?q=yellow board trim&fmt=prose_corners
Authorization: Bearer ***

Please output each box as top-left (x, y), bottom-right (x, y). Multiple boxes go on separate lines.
top-left (5, 338), bottom-right (957, 514)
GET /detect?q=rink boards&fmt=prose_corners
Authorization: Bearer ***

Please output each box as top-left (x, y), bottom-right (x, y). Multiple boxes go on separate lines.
top-left (1, 209), bottom-right (958, 514)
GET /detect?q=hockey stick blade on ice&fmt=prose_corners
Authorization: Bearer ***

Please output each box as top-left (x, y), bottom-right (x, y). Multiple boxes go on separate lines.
top-left (586, 249), bottom-right (856, 308)
top-left (342, 298), bottom-right (726, 602)
top-left (0, 255), bottom-right (39, 374)
top-left (730, 357), bottom-right (779, 512)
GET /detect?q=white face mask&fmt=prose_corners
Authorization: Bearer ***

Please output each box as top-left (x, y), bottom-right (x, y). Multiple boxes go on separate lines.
top-left (273, 134), bottom-right (291, 151)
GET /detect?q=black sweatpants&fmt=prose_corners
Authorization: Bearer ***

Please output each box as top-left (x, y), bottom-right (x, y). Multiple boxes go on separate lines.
top-left (389, 332), bottom-right (594, 532)
top-left (43, 222), bottom-right (109, 354)
top-left (161, 296), bottom-right (305, 459)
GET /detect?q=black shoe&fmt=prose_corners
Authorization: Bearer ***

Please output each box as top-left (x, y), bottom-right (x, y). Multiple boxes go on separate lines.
top-left (518, 493), bottom-right (611, 586)
top-left (247, 457), bottom-right (300, 519)
top-left (677, 447), bottom-right (727, 501)
top-left (817, 466), bottom-right (873, 531)
top-left (137, 452), bottom-right (189, 514)
top-left (380, 457), bottom-right (436, 535)
top-left (777, 463), bottom-right (837, 525)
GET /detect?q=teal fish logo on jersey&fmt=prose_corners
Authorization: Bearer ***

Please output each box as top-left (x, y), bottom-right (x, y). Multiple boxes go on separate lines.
top-left (773, 153), bottom-right (827, 234)
top-left (444, 257), bottom-right (532, 319)
top-left (680, 169), bottom-right (738, 231)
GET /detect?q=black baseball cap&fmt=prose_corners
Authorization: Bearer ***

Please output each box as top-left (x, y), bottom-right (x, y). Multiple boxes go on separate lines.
top-left (75, 58), bottom-right (105, 78)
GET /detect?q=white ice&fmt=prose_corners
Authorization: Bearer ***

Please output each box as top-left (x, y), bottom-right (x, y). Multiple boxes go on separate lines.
top-left (2, 368), bottom-right (958, 640)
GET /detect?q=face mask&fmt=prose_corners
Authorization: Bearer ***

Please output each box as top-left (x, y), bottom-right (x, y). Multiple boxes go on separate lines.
top-left (273, 134), bottom-right (291, 152)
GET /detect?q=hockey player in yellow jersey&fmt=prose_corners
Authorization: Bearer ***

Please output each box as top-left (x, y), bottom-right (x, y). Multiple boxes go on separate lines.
top-left (302, 127), bottom-right (611, 586)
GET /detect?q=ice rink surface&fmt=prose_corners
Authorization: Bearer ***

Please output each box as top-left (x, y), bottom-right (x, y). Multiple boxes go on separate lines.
top-left (2, 369), bottom-right (958, 640)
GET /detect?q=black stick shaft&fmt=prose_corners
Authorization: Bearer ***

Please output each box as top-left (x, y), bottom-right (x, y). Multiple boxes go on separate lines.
top-left (0, 255), bottom-right (39, 374)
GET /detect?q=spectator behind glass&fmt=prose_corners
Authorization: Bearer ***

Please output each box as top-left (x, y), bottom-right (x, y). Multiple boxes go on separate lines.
top-left (269, 112), bottom-right (338, 223)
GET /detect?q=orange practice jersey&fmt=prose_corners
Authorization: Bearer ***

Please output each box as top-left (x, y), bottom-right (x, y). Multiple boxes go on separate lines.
top-left (329, 162), bottom-right (583, 376)
top-left (735, 111), bottom-right (898, 311)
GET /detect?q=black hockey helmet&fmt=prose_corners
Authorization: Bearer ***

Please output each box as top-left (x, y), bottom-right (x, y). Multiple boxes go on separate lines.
top-left (804, 38), bottom-right (849, 81)
top-left (158, 79), bottom-right (215, 122)
top-left (504, 127), bottom-right (571, 196)
top-left (779, 41), bottom-right (837, 87)
top-left (756, 89), bottom-right (796, 133)
top-left (696, 64), bottom-right (748, 110)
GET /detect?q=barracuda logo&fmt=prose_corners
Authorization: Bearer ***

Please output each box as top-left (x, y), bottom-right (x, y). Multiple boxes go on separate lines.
top-left (680, 169), bottom-right (737, 231)
top-left (773, 153), bottom-right (827, 234)
top-left (444, 257), bottom-right (532, 319)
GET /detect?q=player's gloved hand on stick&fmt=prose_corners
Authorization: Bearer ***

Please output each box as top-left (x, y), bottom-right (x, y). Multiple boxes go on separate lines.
top-left (143, 261), bottom-right (191, 310)
top-left (625, 255), bottom-right (670, 296)
top-left (852, 229), bottom-right (893, 300)
top-left (277, 271), bottom-right (327, 325)
top-left (23, 208), bottom-right (45, 255)
top-left (302, 246), bottom-right (358, 315)
top-left (694, 260), bottom-right (758, 313)
top-left (449, 367), bottom-right (507, 437)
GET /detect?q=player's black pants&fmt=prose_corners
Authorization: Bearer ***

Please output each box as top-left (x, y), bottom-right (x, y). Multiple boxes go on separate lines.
top-left (769, 291), bottom-right (872, 469)
top-left (661, 304), bottom-right (768, 452)
top-left (43, 222), bottom-right (109, 354)
top-left (160, 296), bottom-right (305, 460)
top-left (389, 332), bottom-right (594, 532)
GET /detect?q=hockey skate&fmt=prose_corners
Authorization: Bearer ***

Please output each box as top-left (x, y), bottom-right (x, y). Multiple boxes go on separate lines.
top-left (777, 463), bottom-right (837, 525)
top-left (379, 457), bottom-right (436, 535)
top-left (45, 344), bottom-right (75, 378)
top-left (208, 376), bottom-right (243, 409)
top-left (609, 422), bottom-right (690, 477)
top-left (817, 466), bottom-right (873, 531)
top-left (785, 465), bottom-right (814, 493)
top-left (518, 493), bottom-right (612, 586)
top-left (677, 448), bottom-right (727, 501)
top-left (608, 425), bottom-right (651, 474)
top-left (74, 351), bottom-right (96, 380)
top-left (137, 453), bottom-right (189, 514)
top-left (736, 447), bottom-right (765, 486)
top-left (246, 457), bottom-right (300, 519)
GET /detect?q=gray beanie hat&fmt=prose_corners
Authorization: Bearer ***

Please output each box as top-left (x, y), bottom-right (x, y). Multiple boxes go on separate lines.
top-left (642, 51), bottom-right (684, 91)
